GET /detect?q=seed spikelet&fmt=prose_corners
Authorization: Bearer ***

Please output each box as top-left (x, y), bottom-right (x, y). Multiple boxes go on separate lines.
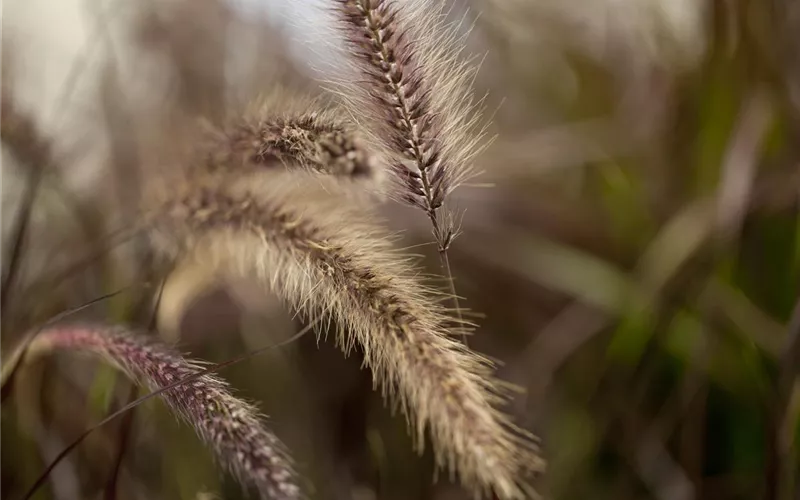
top-left (30, 324), bottom-right (300, 500)
top-left (202, 92), bottom-right (380, 180)
top-left (328, 0), bottom-right (487, 248)
top-left (149, 171), bottom-right (542, 499)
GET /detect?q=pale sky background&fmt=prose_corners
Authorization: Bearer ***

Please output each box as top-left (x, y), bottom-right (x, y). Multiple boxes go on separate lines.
top-left (1, 0), bottom-right (328, 193)
top-left (2, 0), bottom-right (329, 125)
top-left (0, 0), bottom-right (331, 225)
top-left (0, 0), bottom-right (705, 198)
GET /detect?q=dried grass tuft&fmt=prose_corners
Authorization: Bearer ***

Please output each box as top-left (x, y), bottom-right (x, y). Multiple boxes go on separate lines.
top-left (329, 0), bottom-right (487, 250)
top-left (28, 324), bottom-right (300, 500)
top-left (148, 171), bottom-right (542, 499)
top-left (201, 93), bottom-right (381, 181)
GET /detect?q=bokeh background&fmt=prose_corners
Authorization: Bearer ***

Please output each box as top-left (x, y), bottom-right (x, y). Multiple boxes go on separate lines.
top-left (2, 0), bottom-right (799, 499)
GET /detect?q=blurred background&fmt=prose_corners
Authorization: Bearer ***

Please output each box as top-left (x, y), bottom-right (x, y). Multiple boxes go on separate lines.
top-left (2, 0), bottom-right (799, 499)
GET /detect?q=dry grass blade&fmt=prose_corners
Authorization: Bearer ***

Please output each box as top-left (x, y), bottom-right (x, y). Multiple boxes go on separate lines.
top-left (0, 168), bottom-right (43, 312)
top-left (0, 94), bottom-right (50, 312)
top-left (20, 324), bottom-right (300, 500)
top-left (149, 172), bottom-right (542, 498)
top-left (103, 383), bottom-right (137, 500)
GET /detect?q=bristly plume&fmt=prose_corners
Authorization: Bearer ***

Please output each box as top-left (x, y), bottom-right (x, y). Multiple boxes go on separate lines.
top-left (148, 171), bottom-right (542, 499)
top-left (201, 94), bottom-right (380, 180)
top-left (30, 324), bottom-right (300, 500)
top-left (328, 0), bottom-right (487, 250)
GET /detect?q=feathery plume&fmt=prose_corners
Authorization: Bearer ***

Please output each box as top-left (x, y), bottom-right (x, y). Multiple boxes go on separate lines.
top-left (202, 95), bottom-right (379, 180)
top-left (28, 324), bottom-right (300, 500)
top-left (328, 0), bottom-right (489, 333)
top-left (149, 172), bottom-right (542, 499)
top-left (329, 0), bottom-right (485, 248)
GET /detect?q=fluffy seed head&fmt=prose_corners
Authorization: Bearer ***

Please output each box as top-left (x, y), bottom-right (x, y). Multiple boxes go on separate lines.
top-left (33, 324), bottom-right (300, 500)
top-left (329, 0), bottom-right (487, 242)
top-left (148, 171), bottom-right (542, 498)
top-left (201, 93), bottom-right (379, 180)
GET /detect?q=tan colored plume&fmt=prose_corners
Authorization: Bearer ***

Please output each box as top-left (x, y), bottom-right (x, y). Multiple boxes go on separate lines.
top-left (146, 170), bottom-right (542, 499)
top-left (327, 0), bottom-right (487, 250)
top-left (200, 92), bottom-right (382, 182)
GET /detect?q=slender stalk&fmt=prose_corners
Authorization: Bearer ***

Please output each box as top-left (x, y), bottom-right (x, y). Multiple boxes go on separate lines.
top-left (0, 97), bottom-right (49, 313)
